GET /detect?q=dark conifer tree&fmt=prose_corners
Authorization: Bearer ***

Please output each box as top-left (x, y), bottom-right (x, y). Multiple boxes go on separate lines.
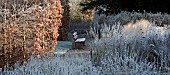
top-left (80, 0), bottom-right (170, 15)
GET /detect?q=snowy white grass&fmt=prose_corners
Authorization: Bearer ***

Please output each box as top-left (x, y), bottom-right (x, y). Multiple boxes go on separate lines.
top-left (93, 11), bottom-right (170, 26)
top-left (88, 12), bottom-right (170, 74)
top-left (1, 54), bottom-right (99, 75)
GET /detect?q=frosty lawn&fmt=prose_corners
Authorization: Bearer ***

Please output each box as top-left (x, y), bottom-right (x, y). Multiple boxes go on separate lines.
top-left (54, 41), bottom-right (72, 55)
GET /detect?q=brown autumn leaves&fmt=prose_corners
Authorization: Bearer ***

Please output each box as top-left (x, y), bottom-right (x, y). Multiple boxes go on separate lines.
top-left (0, 0), bottom-right (62, 68)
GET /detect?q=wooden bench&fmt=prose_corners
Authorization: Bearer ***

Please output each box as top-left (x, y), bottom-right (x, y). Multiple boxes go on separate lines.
top-left (72, 32), bottom-right (86, 49)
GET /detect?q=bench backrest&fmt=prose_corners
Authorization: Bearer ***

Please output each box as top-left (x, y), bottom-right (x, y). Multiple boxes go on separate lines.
top-left (73, 32), bottom-right (78, 40)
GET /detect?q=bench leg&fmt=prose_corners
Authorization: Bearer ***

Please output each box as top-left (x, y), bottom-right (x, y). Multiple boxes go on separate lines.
top-left (83, 42), bottom-right (85, 46)
top-left (75, 42), bottom-right (77, 49)
top-left (72, 42), bottom-right (77, 49)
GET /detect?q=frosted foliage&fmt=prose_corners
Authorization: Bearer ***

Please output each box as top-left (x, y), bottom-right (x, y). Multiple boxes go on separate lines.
top-left (89, 12), bottom-right (170, 74)
top-left (1, 55), bottom-right (100, 75)
top-left (90, 19), bottom-right (170, 56)
top-left (93, 11), bottom-right (170, 26)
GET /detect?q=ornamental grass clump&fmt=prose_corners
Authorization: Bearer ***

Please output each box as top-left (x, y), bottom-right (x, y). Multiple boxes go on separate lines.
top-left (89, 12), bottom-right (170, 74)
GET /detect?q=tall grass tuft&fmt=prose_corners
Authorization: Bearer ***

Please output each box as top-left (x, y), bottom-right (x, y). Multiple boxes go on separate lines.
top-left (89, 12), bottom-right (170, 74)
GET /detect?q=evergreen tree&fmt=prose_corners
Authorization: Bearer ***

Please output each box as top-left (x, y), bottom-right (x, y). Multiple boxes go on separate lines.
top-left (80, 0), bottom-right (170, 15)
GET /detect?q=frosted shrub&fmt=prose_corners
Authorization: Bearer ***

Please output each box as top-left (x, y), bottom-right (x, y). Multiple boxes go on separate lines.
top-left (92, 11), bottom-right (170, 26)
top-left (1, 54), bottom-right (100, 75)
top-left (89, 13), bottom-right (170, 74)
top-left (0, 0), bottom-right (62, 70)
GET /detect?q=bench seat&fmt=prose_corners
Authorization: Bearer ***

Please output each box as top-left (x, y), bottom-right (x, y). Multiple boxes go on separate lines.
top-left (75, 38), bottom-right (86, 42)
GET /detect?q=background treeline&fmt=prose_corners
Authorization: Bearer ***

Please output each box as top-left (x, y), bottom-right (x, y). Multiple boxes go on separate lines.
top-left (80, 0), bottom-right (170, 15)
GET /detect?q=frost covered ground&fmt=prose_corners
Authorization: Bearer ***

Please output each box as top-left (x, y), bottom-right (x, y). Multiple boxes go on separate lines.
top-left (54, 41), bottom-right (72, 54)
top-left (2, 47), bottom-right (169, 75)
top-left (0, 41), bottom-right (99, 75)
top-left (0, 52), bottom-right (100, 75)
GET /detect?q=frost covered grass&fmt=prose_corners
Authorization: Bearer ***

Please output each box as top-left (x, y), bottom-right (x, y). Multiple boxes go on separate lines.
top-left (0, 54), bottom-right (100, 75)
top-left (89, 12), bottom-right (170, 74)
top-left (93, 11), bottom-right (170, 26)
